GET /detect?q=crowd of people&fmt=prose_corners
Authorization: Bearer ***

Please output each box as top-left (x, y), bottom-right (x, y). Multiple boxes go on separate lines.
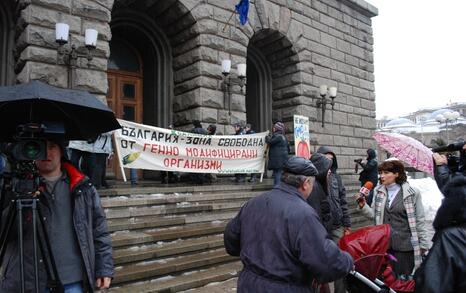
top-left (225, 140), bottom-right (466, 293)
top-left (0, 116), bottom-right (464, 293)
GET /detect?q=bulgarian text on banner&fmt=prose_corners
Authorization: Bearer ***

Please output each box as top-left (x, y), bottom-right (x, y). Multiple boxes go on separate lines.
top-left (114, 119), bottom-right (269, 174)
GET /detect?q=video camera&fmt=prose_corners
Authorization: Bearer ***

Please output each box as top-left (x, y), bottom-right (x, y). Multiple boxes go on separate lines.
top-left (5, 122), bottom-right (65, 161)
top-left (354, 158), bottom-right (363, 163)
top-left (0, 122), bottom-right (65, 195)
top-left (432, 140), bottom-right (465, 174)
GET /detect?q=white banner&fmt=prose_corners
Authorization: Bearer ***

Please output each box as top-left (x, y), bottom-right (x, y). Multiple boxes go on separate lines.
top-left (114, 119), bottom-right (269, 174)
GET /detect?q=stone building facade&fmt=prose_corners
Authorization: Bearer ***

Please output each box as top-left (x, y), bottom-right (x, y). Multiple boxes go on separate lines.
top-left (0, 0), bottom-right (378, 177)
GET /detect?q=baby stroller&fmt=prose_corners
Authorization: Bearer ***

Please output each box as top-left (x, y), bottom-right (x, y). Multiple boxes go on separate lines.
top-left (339, 224), bottom-right (415, 293)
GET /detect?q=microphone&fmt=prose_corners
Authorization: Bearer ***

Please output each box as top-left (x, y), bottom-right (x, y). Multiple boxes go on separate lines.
top-left (356, 181), bottom-right (374, 207)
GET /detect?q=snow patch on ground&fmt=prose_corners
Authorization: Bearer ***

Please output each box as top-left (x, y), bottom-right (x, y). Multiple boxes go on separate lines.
top-left (408, 177), bottom-right (443, 221)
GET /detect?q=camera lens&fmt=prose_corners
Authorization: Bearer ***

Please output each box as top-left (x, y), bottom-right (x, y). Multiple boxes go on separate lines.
top-left (22, 141), bottom-right (42, 160)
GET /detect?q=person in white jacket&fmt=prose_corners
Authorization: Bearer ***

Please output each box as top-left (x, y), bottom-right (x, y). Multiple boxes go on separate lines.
top-left (357, 159), bottom-right (429, 276)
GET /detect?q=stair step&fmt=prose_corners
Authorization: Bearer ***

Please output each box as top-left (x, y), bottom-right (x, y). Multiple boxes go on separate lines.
top-left (111, 221), bottom-right (227, 248)
top-left (113, 235), bottom-right (224, 265)
top-left (180, 277), bottom-right (238, 293)
top-left (108, 210), bottom-right (238, 232)
top-left (99, 183), bottom-right (272, 198)
top-left (102, 191), bottom-right (259, 209)
top-left (109, 262), bottom-right (242, 293)
top-left (102, 194), bottom-right (191, 208)
top-left (113, 248), bottom-right (236, 284)
top-left (108, 216), bottom-right (186, 232)
top-left (105, 204), bottom-right (214, 219)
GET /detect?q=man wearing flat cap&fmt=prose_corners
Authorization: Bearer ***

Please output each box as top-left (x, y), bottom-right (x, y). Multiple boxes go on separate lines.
top-left (224, 156), bottom-right (353, 293)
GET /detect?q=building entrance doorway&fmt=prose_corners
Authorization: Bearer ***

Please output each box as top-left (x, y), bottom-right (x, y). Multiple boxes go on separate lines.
top-left (107, 39), bottom-right (143, 180)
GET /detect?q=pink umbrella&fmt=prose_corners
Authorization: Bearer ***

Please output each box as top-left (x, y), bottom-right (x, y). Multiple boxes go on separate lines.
top-left (373, 132), bottom-right (434, 175)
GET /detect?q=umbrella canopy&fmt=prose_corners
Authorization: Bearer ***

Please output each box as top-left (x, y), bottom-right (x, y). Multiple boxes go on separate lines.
top-left (0, 80), bottom-right (121, 141)
top-left (373, 132), bottom-right (434, 175)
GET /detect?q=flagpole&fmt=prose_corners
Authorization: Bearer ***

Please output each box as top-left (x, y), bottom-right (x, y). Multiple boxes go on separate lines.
top-left (222, 11), bottom-right (236, 32)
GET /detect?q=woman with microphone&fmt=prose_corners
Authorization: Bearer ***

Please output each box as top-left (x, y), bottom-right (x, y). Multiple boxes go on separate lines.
top-left (357, 160), bottom-right (429, 277)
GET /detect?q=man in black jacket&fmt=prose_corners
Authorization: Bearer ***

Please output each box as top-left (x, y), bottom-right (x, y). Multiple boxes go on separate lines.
top-left (316, 146), bottom-right (351, 293)
top-left (356, 148), bottom-right (378, 206)
top-left (0, 139), bottom-right (113, 292)
top-left (414, 174), bottom-right (466, 293)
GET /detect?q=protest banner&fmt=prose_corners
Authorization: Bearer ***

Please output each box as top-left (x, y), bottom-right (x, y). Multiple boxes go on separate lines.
top-left (114, 119), bottom-right (268, 177)
top-left (293, 115), bottom-right (310, 159)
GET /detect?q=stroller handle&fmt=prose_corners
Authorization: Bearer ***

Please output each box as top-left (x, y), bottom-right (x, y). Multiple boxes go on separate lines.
top-left (349, 271), bottom-right (397, 293)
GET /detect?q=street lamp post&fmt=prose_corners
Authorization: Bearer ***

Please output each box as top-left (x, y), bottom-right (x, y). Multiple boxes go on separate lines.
top-left (55, 23), bottom-right (98, 88)
top-left (221, 59), bottom-right (246, 117)
top-left (435, 111), bottom-right (460, 143)
top-left (315, 85), bottom-right (337, 127)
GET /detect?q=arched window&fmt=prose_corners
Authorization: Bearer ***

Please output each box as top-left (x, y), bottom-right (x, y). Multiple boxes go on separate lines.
top-left (108, 39), bottom-right (142, 74)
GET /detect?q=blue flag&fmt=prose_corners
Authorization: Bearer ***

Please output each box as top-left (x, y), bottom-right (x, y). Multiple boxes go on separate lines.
top-left (235, 0), bottom-right (249, 25)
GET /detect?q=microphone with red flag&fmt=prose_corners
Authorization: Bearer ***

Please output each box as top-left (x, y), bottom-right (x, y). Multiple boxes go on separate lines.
top-left (356, 181), bottom-right (374, 207)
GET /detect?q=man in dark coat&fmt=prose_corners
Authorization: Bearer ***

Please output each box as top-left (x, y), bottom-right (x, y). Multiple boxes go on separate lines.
top-left (316, 146), bottom-right (351, 293)
top-left (224, 156), bottom-right (354, 293)
top-left (356, 148), bottom-right (378, 206)
top-left (316, 146), bottom-right (351, 234)
top-left (307, 152), bottom-right (332, 230)
top-left (0, 139), bottom-right (113, 292)
top-left (414, 175), bottom-right (466, 293)
top-left (265, 121), bottom-right (290, 187)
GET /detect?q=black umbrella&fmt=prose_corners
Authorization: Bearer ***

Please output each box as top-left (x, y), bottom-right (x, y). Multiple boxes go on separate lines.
top-left (0, 80), bottom-right (121, 141)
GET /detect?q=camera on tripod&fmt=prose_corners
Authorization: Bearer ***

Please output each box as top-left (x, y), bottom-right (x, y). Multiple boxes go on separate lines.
top-left (354, 158), bottom-right (363, 163)
top-left (0, 122), bottom-right (66, 293)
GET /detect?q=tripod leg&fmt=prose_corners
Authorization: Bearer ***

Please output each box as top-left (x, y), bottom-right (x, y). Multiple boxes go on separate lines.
top-left (17, 200), bottom-right (26, 293)
top-left (36, 204), bottom-right (64, 293)
top-left (32, 200), bottom-right (40, 293)
top-left (0, 201), bottom-right (16, 265)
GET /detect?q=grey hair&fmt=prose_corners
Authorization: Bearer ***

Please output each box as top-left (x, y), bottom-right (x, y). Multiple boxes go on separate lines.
top-left (282, 172), bottom-right (314, 188)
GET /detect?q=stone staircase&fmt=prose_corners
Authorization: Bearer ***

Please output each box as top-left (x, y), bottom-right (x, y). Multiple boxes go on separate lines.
top-left (99, 181), bottom-right (370, 292)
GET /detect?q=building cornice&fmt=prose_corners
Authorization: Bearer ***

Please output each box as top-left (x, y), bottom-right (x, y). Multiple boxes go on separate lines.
top-left (341, 0), bottom-right (378, 18)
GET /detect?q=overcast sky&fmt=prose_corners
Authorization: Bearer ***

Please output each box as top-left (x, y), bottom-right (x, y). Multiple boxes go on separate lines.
top-left (366, 0), bottom-right (466, 119)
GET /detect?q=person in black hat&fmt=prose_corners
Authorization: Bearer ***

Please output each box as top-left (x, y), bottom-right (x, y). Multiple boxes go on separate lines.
top-left (192, 120), bottom-right (207, 135)
top-left (207, 124), bottom-right (217, 135)
top-left (224, 156), bottom-right (353, 292)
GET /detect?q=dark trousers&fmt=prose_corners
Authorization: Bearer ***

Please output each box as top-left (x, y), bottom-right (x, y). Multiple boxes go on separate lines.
top-left (86, 153), bottom-right (107, 189)
top-left (70, 149), bottom-right (87, 172)
top-left (272, 169), bottom-right (283, 187)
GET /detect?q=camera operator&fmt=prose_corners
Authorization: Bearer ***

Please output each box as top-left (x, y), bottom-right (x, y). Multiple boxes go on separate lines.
top-left (414, 142), bottom-right (466, 292)
top-left (355, 148), bottom-right (378, 206)
top-left (0, 139), bottom-right (114, 292)
top-left (432, 142), bottom-right (466, 191)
